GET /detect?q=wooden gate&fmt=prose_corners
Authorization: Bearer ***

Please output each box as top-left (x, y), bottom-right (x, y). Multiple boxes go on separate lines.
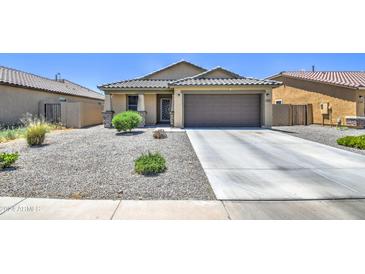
top-left (44, 103), bottom-right (61, 123)
top-left (272, 104), bottom-right (313, 126)
top-left (292, 105), bottom-right (307, 125)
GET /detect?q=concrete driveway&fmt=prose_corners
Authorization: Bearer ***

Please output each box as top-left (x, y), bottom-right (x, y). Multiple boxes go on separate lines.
top-left (187, 129), bottom-right (365, 200)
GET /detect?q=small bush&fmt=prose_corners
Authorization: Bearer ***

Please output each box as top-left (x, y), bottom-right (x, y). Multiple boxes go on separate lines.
top-left (135, 152), bottom-right (166, 175)
top-left (112, 111), bottom-right (142, 132)
top-left (25, 122), bottom-right (50, 146)
top-left (337, 135), bottom-right (365, 150)
top-left (0, 152), bottom-right (19, 169)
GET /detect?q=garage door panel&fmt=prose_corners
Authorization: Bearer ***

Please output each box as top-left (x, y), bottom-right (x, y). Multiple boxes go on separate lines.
top-left (184, 94), bottom-right (261, 127)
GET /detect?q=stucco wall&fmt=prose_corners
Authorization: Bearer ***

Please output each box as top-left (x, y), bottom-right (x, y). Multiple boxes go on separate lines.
top-left (80, 102), bottom-right (104, 127)
top-left (0, 84), bottom-right (104, 125)
top-left (200, 70), bottom-right (235, 79)
top-left (144, 94), bottom-right (157, 125)
top-left (146, 63), bottom-right (204, 80)
top-left (110, 93), bottom-right (157, 125)
top-left (356, 90), bottom-right (365, 117)
top-left (271, 76), bottom-right (357, 125)
top-left (65, 102), bottom-right (81, 128)
top-left (111, 94), bottom-right (126, 114)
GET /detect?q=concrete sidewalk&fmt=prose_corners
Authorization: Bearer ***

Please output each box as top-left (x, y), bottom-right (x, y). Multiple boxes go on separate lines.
top-left (1, 197), bottom-right (365, 219)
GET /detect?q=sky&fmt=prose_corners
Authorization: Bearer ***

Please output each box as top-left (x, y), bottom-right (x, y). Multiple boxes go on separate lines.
top-left (1, 53), bottom-right (365, 92)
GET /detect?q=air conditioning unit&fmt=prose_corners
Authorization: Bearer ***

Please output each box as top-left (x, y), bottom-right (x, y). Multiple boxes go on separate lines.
top-left (320, 102), bottom-right (329, 115)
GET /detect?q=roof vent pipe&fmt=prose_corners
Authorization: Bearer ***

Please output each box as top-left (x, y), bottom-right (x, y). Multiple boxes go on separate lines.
top-left (55, 73), bottom-right (61, 81)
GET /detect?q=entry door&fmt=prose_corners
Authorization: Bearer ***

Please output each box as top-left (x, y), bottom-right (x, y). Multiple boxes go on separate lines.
top-left (160, 98), bottom-right (171, 122)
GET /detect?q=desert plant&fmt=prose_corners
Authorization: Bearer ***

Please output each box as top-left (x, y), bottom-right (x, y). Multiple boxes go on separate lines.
top-left (0, 152), bottom-right (19, 169)
top-left (153, 129), bottom-right (167, 139)
top-left (135, 152), bottom-right (166, 175)
top-left (20, 112), bottom-right (37, 127)
top-left (5, 130), bottom-right (17, 140)
top-left (25, 121), bottom-right (50, 146)
top-left (0, 127), bottom-right (26, 143)
top-left (337, 135), bottom-right (365, 150)
top-left (112, 111), bottom-right (142, 132)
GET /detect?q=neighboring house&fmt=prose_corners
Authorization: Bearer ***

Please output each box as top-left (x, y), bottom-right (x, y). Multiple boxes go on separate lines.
top-left (98, 60), bottom-right (280, 128)
top-left (0, 66), bottom-right (104, 128)
top-left (268, 71), bottom-right (365, 127)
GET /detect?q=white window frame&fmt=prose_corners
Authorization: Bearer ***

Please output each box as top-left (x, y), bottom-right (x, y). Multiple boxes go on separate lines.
top-left (275, 99), bottom-right (283, 104)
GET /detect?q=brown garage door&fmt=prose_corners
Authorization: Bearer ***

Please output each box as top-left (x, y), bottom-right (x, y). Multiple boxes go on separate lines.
top-left (184, 94), bottom-right (261, 127)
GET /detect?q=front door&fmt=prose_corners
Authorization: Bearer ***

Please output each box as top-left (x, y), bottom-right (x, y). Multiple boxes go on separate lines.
top-left (160, 98), bottom-right (171, 122)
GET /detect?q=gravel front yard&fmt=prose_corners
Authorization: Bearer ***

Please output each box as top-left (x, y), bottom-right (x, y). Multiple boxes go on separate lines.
top-left (0, 126), bottom-right (215, 200)
top-left (273, 125), bottom-right (365, 155)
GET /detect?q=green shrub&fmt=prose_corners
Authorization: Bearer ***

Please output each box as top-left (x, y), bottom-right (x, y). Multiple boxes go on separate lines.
top-left (112, 111), bottom-right (142, 132)
top-left (135, 152), bottom-right (166, 175)
top-left (25, 122), bottom-right (50, 146)
top-left (337, 135), bottom-right (365, 150)
top-left (0, 152), bottom-right (19, 169)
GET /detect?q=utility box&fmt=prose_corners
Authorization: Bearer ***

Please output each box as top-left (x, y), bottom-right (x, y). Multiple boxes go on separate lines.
top-left (320, 102), bottom-right (329, 115)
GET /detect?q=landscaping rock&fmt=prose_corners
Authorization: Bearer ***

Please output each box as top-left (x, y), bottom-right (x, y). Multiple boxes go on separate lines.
top-left (0, 126), bottom-right (215, 200)
top-left (273, 125), bottom-right (365, 156)
top-left (152, 129), bottom-right (167, 139)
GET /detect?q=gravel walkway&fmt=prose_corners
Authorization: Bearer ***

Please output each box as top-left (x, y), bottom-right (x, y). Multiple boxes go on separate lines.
top-left (0, 126), bottom-right (215, 200)
top-left (273, 125), bottom-right (365, 155)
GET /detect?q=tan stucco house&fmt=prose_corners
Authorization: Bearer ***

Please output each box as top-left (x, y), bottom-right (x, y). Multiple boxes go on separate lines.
top-left (0, 66), bottom-right (104, 128)
top-left (98, 60), bottom-right (280, 128)
top-left (269, 71), bottom-right (365, 127)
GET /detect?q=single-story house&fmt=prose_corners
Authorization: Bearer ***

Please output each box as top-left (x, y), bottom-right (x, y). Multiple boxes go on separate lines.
top-left (98, 60), bottom-right (280, 128)
top-left (268, 71), bottom-right (365, 127)
top-left (0, 66), bottom-right (104, 128)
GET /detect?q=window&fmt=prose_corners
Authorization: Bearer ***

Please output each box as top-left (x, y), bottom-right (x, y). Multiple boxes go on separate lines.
top-left (275, 99), bottom-right (283, 104)
top-left (128, 95), bottom-right (138, 111)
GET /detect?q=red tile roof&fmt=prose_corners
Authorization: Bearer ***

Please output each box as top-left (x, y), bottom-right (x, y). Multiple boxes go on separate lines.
top-left (278, 71), bottom-right (365, 89)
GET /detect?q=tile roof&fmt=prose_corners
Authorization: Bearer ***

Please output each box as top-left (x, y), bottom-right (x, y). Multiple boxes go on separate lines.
top-left (276, 71), bottom-right (365, 89)
top-left (99, 62), bottom-right (280, 89)
top-left (99, 77), bottom-right (280, 89)
top-left (170, 77), bottom-right (280, 86)
top-left (99, 79), bottom-right (172, 89)
top-left (0, 66), bottom-right (104, 100)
